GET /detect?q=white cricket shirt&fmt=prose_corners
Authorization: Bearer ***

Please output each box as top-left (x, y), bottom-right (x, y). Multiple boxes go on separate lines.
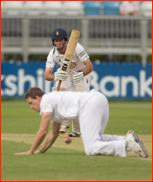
top-left (40, 91), bottom-right (82, 122)
top-left (46, 43), bottom-right (89, 72)
top-left (40, 90), bottom-right (99, 122)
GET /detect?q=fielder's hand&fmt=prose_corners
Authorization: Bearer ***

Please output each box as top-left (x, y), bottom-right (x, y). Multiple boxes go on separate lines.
top-left (54, 70), bottom-right (68, 81)
top-left (14, 151), bottom-right (32, 155)
top-left (73, 72), bottom-right (84, 84)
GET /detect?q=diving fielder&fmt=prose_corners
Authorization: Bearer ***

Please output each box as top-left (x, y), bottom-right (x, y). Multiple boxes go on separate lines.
top-left (44, 28), bottom-right (93, 137)
top-left (15, 87), bottom-right (148, 158)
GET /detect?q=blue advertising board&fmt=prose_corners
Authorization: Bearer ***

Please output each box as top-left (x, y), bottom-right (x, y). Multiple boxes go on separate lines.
top-left (1, 62), bottom-right (152, 100)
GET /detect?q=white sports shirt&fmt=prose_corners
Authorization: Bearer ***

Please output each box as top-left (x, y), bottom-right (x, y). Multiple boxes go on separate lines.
top-left (46, 43), bottom-right (89, 72)
top-left (40, 90), bottom-right (99, 122)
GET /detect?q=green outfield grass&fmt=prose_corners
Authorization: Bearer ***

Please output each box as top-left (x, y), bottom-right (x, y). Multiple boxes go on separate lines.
top-left (1, 101), bottom-right (152, 181)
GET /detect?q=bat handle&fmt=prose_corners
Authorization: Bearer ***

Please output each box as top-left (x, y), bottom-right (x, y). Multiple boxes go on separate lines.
top-left (56, 80), bottom-right (62, 91)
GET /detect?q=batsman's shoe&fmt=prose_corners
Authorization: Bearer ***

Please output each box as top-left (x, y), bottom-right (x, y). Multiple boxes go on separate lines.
top-left (69, 131), bottom-right (80, 137)
top-left (59, 125), bottom-right (68, 133)
top-left (125, 130), bottom-right (148, 158)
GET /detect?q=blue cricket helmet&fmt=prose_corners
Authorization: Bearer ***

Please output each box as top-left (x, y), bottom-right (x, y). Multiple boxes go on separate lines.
top-left (52, 28), bottom-right (68, 40)
top-left (51, 28), bottom-right (68, 50)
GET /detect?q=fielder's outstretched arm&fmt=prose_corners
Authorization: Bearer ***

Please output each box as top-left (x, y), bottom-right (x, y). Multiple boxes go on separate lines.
top-left (36, 122), bottom-right (61, 153)
top-left (14, 112), bottom-right (52, 155)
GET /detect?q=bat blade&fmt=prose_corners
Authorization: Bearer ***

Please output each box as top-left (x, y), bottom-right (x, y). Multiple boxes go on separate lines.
top-left (56, 30), bottom-right (80, 91)
top-left (61, 30), bottom-right (80, 72)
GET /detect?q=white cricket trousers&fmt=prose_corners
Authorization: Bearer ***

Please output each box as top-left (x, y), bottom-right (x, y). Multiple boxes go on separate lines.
top-left (79, 91), bottom-right (127, 157)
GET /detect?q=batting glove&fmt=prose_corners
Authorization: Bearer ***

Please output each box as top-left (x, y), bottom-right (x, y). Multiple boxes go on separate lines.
top-left (73, 72), bottom-right (84, 84)
top-left (54, 70), bottom-right (68, 81)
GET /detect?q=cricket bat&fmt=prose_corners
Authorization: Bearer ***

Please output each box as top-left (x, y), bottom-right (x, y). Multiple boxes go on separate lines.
top-left (56, 30), bottom-right (80, 91)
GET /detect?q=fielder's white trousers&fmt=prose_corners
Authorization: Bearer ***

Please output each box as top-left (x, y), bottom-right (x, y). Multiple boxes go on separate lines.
top-left (79, 91), bottom-right (127, 157)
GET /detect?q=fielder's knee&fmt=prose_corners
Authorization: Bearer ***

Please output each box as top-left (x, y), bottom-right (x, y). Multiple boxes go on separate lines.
top-left (85, 147), bottom-right (94, 156)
